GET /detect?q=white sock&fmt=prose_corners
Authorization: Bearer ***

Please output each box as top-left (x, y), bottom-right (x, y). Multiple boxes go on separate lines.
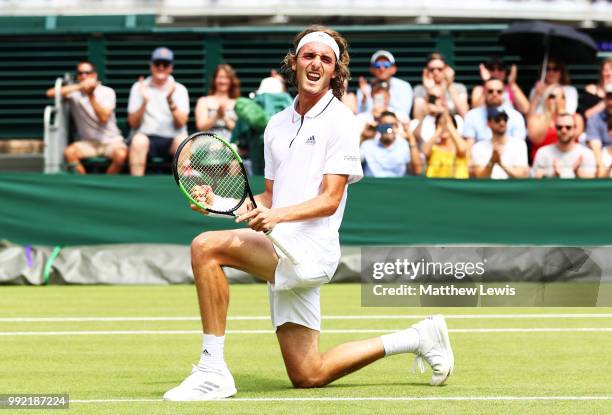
top-left (197, 334), bottom-right (226, 369)
top-left (381, 328), bottom-right (420, 356)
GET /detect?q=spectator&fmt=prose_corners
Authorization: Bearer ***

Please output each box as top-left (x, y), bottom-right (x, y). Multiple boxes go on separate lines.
top-left (582, 58), bottom-right (612, 120)
top-left (584, 84), bottom-right (612, 173)
top-left (356, 50), bottom-right (413, 119)
top-left (410, 89), bottom-right (463, 144)
top-left (341, 78), bottom-right (358, 113)
top-left (358, 81), bottom-right (409, 140)
top-left (470, 107), bottom-right (529, 179)
top-left (470, 57), bottom-right (530, 115)
top-left (195, 64), bottom-right (240, 140)
top-left (532, 113), bottom-right (596, 179)
top-left (463, 78), bottom-right (526, 145)
top-left (360, 111), bottom-right (421, 177)
top-left (127, 47), bottom-right (190, 176)
top-left (423, 111), bottom-right (469, 179)
top-left (528, 84), bottom-right (584, 161)
top-left (413, 53), bottom-right (469, 120)
top-left (45, 61), bottom-right (126, 174)
top-left (529, 57), bottom-right (578, 115)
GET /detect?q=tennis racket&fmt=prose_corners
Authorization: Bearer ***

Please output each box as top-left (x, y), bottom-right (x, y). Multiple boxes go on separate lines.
top-left (172, 132), bottom-right (298, 265)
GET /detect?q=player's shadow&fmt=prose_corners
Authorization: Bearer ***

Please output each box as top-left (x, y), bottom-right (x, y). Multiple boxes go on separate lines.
top-left (233, 373), bottom-right (292, 392)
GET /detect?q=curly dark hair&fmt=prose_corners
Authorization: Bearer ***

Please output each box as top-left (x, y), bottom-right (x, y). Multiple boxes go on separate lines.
top-left (281, 25), bottom-right (350, 100)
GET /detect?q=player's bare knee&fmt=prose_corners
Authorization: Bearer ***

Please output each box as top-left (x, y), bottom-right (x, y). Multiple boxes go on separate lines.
top-left (289, 371), bottom-right (325, 389)
top-left (191, 232), bottom-right (224, 263)
top-left (287, 364), bottom-right (326, 389)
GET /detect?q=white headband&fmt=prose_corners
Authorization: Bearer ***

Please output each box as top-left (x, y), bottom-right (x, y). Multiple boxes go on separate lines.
top-left (296, 31), bottom-right (340, 60)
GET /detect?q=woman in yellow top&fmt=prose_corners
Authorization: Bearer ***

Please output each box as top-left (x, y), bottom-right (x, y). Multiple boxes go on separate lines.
top-left (423, 111), bottom-right (469, 178)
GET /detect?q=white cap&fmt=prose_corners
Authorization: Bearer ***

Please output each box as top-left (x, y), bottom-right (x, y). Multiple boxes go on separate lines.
top-left (256, 77), bottom-right (284, 94)
top-left (370, 50), bottom-right (395, 65)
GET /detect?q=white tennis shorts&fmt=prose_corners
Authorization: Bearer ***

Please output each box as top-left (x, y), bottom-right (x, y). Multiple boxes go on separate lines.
top-left (267, 227), bottom-right (340, 331)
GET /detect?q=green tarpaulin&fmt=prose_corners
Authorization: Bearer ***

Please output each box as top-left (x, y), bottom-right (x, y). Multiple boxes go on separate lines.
top-left (1, 173), bottom-right (612, 246)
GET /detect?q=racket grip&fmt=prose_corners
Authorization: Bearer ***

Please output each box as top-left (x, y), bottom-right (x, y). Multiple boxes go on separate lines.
top-left (266, 231), bottom-right (299, 266)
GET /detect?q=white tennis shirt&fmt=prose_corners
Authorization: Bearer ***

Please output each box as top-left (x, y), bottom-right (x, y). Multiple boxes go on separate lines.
top-left (264, 89), bottom-right (363, 240)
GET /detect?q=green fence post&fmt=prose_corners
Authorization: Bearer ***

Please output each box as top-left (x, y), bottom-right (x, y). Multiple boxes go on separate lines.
top-left (88, 36), bottom-right (107, 83)
top-left (435, 31), bottom-right (455, 67)
top-left (204, 35), bottom-right (222, 88)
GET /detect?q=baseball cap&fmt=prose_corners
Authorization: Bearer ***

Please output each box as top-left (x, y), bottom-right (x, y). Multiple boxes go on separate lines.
top-left (151, 47), bottom-right (174, 63)
top-left (486, 106), bottom-right (509, 120)
top-left (370, 50), bottom-right (395, 65)
top-left (605, 84), bottom-right (612, 95)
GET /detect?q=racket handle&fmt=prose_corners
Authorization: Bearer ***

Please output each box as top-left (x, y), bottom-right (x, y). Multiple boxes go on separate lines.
top-left (266, 231), bottom-right (299, 266)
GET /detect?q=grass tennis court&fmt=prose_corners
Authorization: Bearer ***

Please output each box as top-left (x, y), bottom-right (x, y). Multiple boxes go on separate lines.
top-left (2, 284), bottom-right (611, 414)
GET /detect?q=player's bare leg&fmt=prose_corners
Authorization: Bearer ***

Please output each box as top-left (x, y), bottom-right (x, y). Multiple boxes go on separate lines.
top-left (190, 228), bottom-right (278, 335)
top-left (164, 228), bottom-right (278, 401)
top-left (276, 316), bottom-right (454, 388)
top-left (276, 323), bottom-right (385, 387)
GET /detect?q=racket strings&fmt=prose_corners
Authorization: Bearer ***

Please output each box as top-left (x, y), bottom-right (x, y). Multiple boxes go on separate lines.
top-left (176, 135), bottom-right (246, 212)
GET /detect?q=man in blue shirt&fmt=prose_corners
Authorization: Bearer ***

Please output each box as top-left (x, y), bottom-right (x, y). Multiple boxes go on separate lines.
top-left (462, 78), bottom-right (526, 145)
top-left (360, 111), bottom-right (421, 176)
top-left (357, 50), bottom-right (413, 120)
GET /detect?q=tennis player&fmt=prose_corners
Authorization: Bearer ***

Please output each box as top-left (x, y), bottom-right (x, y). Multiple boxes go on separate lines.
top-left (164, 25), bottom-right (454, 401)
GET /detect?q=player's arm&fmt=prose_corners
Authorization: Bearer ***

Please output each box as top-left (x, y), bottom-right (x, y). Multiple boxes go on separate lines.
top-left (236, 174), bottom-right (348, 231)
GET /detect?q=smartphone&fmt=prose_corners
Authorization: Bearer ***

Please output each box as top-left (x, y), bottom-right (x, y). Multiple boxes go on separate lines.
top-left (428, 94), bottom-right (437, 104)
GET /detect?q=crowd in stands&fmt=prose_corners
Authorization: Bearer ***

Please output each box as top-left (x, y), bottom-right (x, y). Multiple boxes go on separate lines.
top-left (47, 46), bottom-right (612, 179)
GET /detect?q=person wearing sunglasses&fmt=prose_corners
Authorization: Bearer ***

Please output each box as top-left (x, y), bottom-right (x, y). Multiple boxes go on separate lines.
top-left (463, 78), bottom-right (526, 145)
top-left (127, 47), bottom-right (190, 176)
top-left (360, 110), bottom-right (422, 177)
top-left (532, 113), bottom-right (595, 179)
top-left (413, 53), bottom-right (468, 120)
top-left (529, 57), bottom-right (578, 116)
top-left (470, 107), bottom-right (529, 179)
top-left (527, 84), bottom-right (584, 161)
top-left (356, 50), bottom-right (413, 120)
top-left (470, 57), bottom-right (530, 115)
top-left (45, 61), bottom-right (126, 174)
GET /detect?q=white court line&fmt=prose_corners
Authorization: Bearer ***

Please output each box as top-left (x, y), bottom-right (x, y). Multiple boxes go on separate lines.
top-left (1, 313), bottom-right (611, 323)
top-left (1, 328), bottom-right (611, 336)
top-left (69, 396), bottom-right (612, 403)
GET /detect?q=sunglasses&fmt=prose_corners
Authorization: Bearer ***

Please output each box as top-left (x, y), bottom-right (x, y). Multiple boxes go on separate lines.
top-left (546, 66), bottom-right (560, 72)
top-left (427, 66), bottom-right (444, 73)
top-left (77, 70), bottom-right (94, 76)
top-left (556, 124), bottom-right (573, 131)
top-left (153, 60), bottom-right (171, 68)
top-left (486, 89), bottom-right (504, 94)
top-left (548, 94), bottom-right (565, 100)
top-left (372, 61), bottom-right (393, 69)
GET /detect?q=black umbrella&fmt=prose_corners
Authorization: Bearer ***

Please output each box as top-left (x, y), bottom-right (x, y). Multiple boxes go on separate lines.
top-left (500, 21), bottom-right (598, 80)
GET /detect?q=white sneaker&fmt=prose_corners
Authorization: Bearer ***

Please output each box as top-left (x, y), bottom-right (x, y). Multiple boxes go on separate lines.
top-left (411, 315), bottom-right (454, 386)
top-left (163, 364), bottom-right (237, 401)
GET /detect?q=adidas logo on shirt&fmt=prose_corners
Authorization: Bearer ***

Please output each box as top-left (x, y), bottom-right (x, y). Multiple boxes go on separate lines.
top-left (305, 135), bottom-right (316, 145)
